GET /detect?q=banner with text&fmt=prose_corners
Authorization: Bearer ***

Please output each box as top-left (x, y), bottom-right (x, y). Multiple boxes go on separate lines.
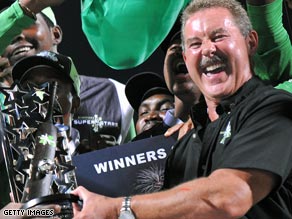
top-left (72, 135), bottom-right (176, 197)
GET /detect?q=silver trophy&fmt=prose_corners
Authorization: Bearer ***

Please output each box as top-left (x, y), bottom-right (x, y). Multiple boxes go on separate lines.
top-left (1, 81), bottom-right (79, 218)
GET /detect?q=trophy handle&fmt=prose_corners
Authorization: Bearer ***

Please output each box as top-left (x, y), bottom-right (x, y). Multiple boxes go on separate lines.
top-left (21, 193), bottom-right (81, 218)
top-left (21, 193), bottom-right (80, 209)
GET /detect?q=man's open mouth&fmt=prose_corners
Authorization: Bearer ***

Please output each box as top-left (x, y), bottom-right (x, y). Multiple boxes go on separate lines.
top-left (12, 46), bottom-right (32, 56)
top-left (203, 63), bottom-right (226, 76)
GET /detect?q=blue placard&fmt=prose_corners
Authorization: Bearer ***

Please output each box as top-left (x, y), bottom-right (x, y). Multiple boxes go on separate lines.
top-left (72, 135), bottom-right (176, 197)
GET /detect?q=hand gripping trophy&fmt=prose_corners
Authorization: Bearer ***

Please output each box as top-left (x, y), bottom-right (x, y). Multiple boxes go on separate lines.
top-left (0, 51), bottom-right (81, 218)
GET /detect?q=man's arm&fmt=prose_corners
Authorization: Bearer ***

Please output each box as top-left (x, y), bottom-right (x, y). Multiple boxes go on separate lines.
top-left (0, 0), bottom-right (64, 54)
top-left (248, 0), bottom-right (292, 84)
top-left (17, 0), bottom-right (65, 15)
top-left (72, 168), bottom-right (277, 219)
top-left (247, 0), bottom-right (274, 5)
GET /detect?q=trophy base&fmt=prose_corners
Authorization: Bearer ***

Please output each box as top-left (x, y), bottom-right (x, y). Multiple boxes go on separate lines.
top-left (21, 194), bottom-right (81, 219)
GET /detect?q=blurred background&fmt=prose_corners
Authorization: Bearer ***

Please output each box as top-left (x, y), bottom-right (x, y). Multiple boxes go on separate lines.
top-left (53, 0), bottom-right (292, 84)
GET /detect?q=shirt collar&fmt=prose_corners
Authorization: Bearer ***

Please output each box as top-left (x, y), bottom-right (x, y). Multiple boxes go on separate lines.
top-left (191, 76), bottom-right (264, 122)
top-left (218, 77), bottom-right (263, 114)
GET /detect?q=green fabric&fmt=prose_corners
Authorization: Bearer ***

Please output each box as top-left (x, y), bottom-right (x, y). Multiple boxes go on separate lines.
top-left (0, 1), bottom-right (34, 54)
top-left (124, 119), bottom-right (136, 143)
top-left (81, 0), bottom-right (191, 69)
top-left (276, 80), bottom-right (292, 93)
top-left (248, 0), bottom-right (292, 84)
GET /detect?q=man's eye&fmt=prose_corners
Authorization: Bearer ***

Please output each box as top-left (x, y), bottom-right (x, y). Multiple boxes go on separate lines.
top-left (213, 35), bottom-right (226, 42)
top-left (160, 107), bottom-right (173, 112)
top-left (190, 42), bottom-right (201, 49)
top-left (139, 111), bottom-right (148, 116)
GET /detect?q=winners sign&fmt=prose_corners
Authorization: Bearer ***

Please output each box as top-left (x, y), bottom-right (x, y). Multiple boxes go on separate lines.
top-left (72, 135), bottom-right (176, 197)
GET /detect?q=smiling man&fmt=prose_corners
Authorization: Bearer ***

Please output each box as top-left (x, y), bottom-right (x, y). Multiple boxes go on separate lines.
top-left (163, 31), bottom-right (201, 122)
top-left (125, 72), bottom-right (175, 140)
top-left (0, 0), bottom-right (135, 153)
top-left (71, 0), bottom-right (292, 218)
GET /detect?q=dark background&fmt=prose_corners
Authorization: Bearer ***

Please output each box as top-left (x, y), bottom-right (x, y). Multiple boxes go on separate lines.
top-left (53, 0), bottom-right (292, 84)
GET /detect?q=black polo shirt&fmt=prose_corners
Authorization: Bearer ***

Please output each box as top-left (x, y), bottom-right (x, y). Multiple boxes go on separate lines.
top-left (164, 77), bottom-right (292, 218)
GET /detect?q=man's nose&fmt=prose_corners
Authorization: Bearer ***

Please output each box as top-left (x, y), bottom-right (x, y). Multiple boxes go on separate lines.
top-left (145, 111), bottom-right (163, 121)
top-left (201, 40), bottom-right (216, 57)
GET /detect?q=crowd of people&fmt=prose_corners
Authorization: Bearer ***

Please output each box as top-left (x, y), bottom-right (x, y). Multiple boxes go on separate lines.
top-left (0, 0), bottom-right (291, 218)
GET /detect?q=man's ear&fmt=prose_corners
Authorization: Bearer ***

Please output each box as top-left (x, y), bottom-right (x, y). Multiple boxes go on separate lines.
top-left (246, 30), bottom-right (258, 56)
top-left (71, 95), bottom-right (80, 114)
top-left (51, 25), bottom-right (63, 46)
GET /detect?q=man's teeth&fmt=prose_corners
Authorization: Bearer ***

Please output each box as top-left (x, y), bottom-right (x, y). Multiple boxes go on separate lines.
top-left (13, 47), bottom-right (31, 56)
top-left (205, 63), bottom-right (225, 72)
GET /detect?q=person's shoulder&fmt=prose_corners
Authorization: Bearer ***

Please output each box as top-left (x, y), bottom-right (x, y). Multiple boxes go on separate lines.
top-left (108, 78), bottom-right (126, 88)
top-left (239, 79), bottom-right (292, 112)
top-left (258, 84), bottom-right (292, 106)
top-left (264, 84), bottom-right (292, 98)
top-left (79, 75), bottom-right (115, 87)
top-left (80, 75), bottom-right (109, 82)
top-left (80, 75), bottom-right (125, 86)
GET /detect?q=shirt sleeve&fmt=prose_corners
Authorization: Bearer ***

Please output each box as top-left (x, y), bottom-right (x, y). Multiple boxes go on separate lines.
top-left (247, 0), bottom-right (292, 84)
top-left (0, 1), bottom-right (34, 54)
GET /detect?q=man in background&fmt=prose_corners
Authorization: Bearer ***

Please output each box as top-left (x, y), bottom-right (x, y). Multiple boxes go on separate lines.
top-left (0, 0), bottom-right (135, 152)
top-left (0, 0), bottom-right (134, 208)
top-left (71, 0), bottom-right (292, 218)
top-left (125, 72), bottom-right (178, 141)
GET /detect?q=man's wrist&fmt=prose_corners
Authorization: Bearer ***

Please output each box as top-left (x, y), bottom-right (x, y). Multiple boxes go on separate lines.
top-left (118, 196), bottom-right (136, 219)
top-left (18, 0), bottom-right (36, 19)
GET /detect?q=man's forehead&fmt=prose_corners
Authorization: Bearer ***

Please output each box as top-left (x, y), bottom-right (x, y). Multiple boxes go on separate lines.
top-left (140, 94), bottom-right (174, 106)
top-left (184, 9), bottom-right (236, 39)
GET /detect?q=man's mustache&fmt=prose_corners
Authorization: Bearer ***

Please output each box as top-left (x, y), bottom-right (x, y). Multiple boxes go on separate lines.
top-left (200, 54), bottom-right (226, 69)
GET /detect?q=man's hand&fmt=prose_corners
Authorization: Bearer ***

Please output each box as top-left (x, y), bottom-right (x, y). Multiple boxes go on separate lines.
top-left (0, 56), bottom-right (10, 73)
top-left (0, 56), bottom-right (13, 86)
top-left (164, 117), bottom-right (194, 140)
top-left (18, 0), bottom-right (66, 14)
top-left (72, 186), bottom-right (121, 219)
